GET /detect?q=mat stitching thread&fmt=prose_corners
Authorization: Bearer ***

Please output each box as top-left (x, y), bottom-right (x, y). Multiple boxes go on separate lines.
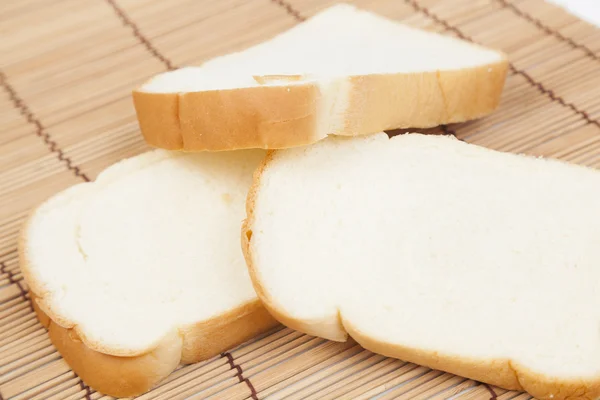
top-left (271, 0), bottom-right (306, 21)
top-left (105, 0), bottom-right (176, 71)
top-left (495, 0), bottom-right (598, 61)
top-left (0, 261), bottom-right (33, 312)
top-left (403, 0), bottom-right (600, 129)
top-left (0, 71), bottom-right (90, 182)
top-left (483, 383), bottom-right (498, 399)
top-left (221, 352), bottom-right (259, 400)
top-left (78, 379), bottom-right (93, 400)
top-left (441, 125), bottom-right (456, 137)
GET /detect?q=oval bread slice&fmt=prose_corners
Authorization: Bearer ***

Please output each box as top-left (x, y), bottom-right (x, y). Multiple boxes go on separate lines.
top-left (19, 149), bottom-right (278, 397)
top-left (243, 133), bottom-right (600, 400)
top-left (134, 4), bottom-right (508, 151)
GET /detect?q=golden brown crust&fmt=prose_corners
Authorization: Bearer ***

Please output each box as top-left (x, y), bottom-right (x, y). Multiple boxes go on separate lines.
top-left (179, 84), bottom-right (320, 150)
top-left (32, 294), bottom-right (182, 398)
top-left (19, 196), bottom-right (279, 398)
top-left (343, 62), bottom-right (508, 134)
top-left (30, 293), bottom-right (278, 398)
top-left (134, 59), bottom-right (508, 151)
top-left (134, 84), bottom-right (322, 151)
top-left (133, 91), bottom-right (182, 150)
top-left (178, 299), bottom-right (279, 364)
top-left (242, 143), bottom-right (600, 400)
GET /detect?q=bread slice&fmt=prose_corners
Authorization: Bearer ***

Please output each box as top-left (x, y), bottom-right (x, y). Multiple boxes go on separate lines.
top-left (133, 4), bottom-right (508, 151)
top-left (243, 133), bottom-right (600, 400)
top-left (19, 149), bottom-right (278, 397)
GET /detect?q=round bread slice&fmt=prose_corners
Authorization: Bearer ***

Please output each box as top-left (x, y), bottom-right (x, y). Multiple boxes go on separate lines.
top-left (19, 149), bottom-right (278, 397)
top-left (133, 4), bottom-right (508, 151)
top-left (243, 133), bottom-right (600, 400)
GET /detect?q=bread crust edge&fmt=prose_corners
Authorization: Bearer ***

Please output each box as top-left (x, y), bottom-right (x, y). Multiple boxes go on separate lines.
top-left (134, 59), bottom-right (508, 152)
top-left (133, 83), bottom-right (322, 151)
top-left (343, 318), bottom-right (600, 400)
top-left (242, 145), bottom-right (600, 400)
top-left (242, 152), bottom-right (349, 342)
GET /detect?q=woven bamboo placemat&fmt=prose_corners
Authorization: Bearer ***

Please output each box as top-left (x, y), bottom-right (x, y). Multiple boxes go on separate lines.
top-left (2, 0), bottom-right (600, 398)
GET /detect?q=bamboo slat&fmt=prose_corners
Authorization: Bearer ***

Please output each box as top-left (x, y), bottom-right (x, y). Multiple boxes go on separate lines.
top-left (2, 0), bottom-right (599, 398)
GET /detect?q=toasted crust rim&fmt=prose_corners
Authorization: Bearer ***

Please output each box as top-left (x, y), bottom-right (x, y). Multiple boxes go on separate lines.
top-left (134, 59), bottom-right (508, 152)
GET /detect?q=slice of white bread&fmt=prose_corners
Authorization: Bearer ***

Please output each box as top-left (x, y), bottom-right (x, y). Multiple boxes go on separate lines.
top-left (133, 4), bottom-right (508, 151)
top-left (243, 133), bottom-right (600, 400)
top-left (19, 149), bottom-right (278, 397)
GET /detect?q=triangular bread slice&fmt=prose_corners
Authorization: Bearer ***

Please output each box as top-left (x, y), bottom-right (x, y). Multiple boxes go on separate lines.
top-left (19, 149), bottom-right (278, 397)
top-left (243, 133), bottom-right (600, 400)
top-left (133, 4), bottom-right (508, 151)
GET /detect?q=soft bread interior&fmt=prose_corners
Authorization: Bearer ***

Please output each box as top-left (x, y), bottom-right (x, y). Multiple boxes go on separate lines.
top-left (248, 133), bottom-right (600, 380)
top-left (141, 4), bottom-right (504, 93)
top-left (24, 149), bottom-right (264, 356)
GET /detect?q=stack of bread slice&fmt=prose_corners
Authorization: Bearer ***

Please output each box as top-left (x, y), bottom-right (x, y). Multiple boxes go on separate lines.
top-left (22, 3), bottom-right (600, 400)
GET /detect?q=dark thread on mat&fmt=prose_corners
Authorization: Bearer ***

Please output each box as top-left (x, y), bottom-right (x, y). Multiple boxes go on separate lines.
top-left (403, 0), bottom-right (600, 129)
top-left (1, 261), bottom-right (33, 311)
top-left (403, 0), bottom-right (468, 39)
top-left (221, 352), bottom-right (259, 399)
top-left (483, 383), bottom-right (498, 399)
top-left (0, 71), bottom-right (90, 182)
top-left (105, 0), bottom-right (177, 71)
top-left (496, 0), bottom-right (598, 61)
top-left (271, 0), bottom-right (306, 21)
top-left (514, 66), bottom-right (599, 127)
top-left (243, 377), bottom-right (258, 400)
top-left (78, 379), bottom-right (93, 400)
top-left (441, 125), bottom-right (456, 136)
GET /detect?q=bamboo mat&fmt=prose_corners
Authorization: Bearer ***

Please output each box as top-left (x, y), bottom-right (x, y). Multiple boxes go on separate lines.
top-left (1, 0), bottom-right (600, 398)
